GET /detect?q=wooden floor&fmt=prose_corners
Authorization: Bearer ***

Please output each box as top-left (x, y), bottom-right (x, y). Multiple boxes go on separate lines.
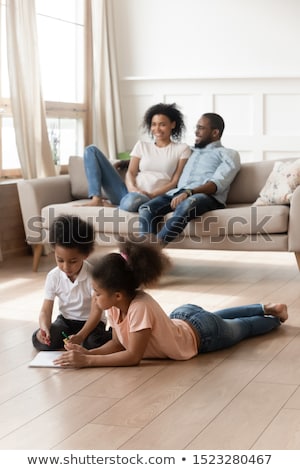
top-left (1, 248), bottom-right (300, 450)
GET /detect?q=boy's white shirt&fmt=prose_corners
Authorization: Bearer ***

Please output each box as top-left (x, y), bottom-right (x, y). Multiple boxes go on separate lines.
top-left (44, 260), bottom-right (106, 323)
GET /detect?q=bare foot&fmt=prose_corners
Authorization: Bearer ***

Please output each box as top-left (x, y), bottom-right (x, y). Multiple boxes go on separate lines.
top-left (75, 196), bottom-right (116, 207)
top-left (102, 199), bottom-right (116, 207)
top-left (264, 303), bottom-right (288, 323)
top-left (73, 196), bottom-right (102, 207)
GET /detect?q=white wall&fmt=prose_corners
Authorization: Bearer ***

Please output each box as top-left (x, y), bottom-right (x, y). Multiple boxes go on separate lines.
top-left (112, 0), bottom-right (300, 162)
top-left (113, 0), bottom-right (300, 79)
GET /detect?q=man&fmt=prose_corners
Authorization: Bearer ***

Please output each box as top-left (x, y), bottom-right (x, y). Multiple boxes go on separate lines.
top-left (138, 113), bottom-right (241, 244)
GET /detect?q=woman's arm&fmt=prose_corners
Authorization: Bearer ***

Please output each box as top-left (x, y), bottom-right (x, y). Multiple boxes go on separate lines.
top-left (149, 157), bottom-right (188, 198)
top-left (54, 328), bottom-right (152, 368)
top-left (125, 156), bottom-right (141, 192)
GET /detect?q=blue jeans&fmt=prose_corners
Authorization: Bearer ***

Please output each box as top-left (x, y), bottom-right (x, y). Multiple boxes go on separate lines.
top-left (120, 192), bottom-right (151, 212)
top-left (138, 191), bottom-right (224, 243)
top-left (84, 145), bottom-right (149, 212)
top-left (169, 304), bottom-right (281, 353)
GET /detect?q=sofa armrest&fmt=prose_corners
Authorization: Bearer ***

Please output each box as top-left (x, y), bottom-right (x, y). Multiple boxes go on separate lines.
top-left (17, 175), bottom-right (72, 244)
top-left (288, 185), bottom-right (300, 251)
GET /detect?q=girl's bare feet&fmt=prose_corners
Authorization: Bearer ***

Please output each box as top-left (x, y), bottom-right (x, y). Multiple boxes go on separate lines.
top-left (264, 303), bottom-right (288, 322)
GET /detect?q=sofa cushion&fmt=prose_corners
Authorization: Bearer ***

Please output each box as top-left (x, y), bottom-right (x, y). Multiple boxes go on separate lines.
top-left (68, 156), bottom-right (89, 199)
top-left (68, 155), bottom-right (128, 201)
top-left (180, 204), bottom-right (289, 238)
top-left (41, 201), bottom-right (289, 244)
top-left (227, 160), bottom-right (275, 204)
top-left (41, 203), bottom-right (140, 244)
top-left (253, 159), bottom-right (300, 205)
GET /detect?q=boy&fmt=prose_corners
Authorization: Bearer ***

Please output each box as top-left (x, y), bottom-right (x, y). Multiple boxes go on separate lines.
top-left (32, 214), bottom-right (112, 350)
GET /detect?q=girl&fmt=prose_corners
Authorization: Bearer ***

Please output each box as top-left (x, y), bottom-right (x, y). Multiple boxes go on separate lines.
top-left (82, 103), bottom-right (191, 212)
top-left (54, 238), bottom-right (288, 368)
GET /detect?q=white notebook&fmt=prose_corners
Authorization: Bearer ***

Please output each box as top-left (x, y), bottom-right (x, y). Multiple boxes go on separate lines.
top-left (29, 351), bottom-right (63, 368)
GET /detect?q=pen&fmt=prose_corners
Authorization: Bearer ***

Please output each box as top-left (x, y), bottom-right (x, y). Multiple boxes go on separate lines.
top-left (62, 331), bottom-right (70, 342)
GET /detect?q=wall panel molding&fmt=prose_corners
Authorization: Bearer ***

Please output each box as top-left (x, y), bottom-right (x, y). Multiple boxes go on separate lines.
top-left (120, 78), bottom-right (300, 163)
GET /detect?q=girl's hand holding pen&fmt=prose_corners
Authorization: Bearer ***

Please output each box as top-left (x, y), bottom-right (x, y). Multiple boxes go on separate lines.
top-left (54, 343), bottom-right (88, 368)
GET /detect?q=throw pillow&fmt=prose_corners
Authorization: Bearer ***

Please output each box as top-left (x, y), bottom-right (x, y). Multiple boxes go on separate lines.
top-left (253, 159), bottom-right (300, 205)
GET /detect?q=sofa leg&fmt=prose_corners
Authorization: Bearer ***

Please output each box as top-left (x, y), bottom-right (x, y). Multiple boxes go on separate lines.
top-left (32, 244), bottom-right (43, 272)
top-left (294, 252), bottom-right (300, 271)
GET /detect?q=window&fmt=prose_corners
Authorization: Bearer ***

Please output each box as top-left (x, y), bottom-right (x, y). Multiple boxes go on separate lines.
top-left (0, 0), bottom-right (18, 174)
top-left (0, 0), bottom-right (86, 177)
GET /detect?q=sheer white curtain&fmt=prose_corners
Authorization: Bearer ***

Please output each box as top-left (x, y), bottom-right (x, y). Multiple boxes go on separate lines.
top-left (6, 0), bottom-right (55, 178)
top-left (89, 0), bottom-right (125, 160)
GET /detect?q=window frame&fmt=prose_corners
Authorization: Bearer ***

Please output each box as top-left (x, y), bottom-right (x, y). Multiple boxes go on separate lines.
top-left (0, 0), bottom-right (89, 179)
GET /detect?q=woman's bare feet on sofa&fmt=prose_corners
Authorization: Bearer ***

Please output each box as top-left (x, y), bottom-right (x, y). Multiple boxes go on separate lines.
top-left (77, 196), bottom-right (115, 207)
top-left (264, 303), bottom-right (288, 322)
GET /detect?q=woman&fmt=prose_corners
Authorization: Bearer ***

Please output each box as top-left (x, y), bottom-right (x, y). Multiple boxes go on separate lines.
top-left (83, 103), bottom-right (191, 212)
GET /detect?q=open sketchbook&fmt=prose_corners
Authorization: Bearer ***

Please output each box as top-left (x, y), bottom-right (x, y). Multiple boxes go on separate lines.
top-left (29, 351), bottom-right (63, 368)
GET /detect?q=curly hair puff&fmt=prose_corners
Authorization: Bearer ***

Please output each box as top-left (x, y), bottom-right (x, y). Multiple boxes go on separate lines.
top-left (90, 236), bottom-right (171, 297)
top-left (142, 103), bottom-right (186, 142)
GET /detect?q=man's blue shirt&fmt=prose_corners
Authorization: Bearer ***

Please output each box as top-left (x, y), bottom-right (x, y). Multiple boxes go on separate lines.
top-left (167, 140), bottom-right (241, 205)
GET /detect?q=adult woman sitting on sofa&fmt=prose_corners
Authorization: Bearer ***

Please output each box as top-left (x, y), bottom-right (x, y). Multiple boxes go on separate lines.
top-left (83, 103), bottom-right (191, 212)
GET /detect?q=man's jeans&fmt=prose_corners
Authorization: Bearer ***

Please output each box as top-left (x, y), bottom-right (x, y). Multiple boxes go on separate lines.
top-left (169, 303), bottom-right (281, 353)
top-left (84, 145), bottom-right (150, 212)
top-left (139, 192), bottom-right (224, 243)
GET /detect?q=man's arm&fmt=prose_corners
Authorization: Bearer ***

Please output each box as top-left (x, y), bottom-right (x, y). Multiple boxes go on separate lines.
top-left (188, 181), bottom-right (217, 196)
top-left (209, 151), bottom-right (241, 194)
top-left (170, 181), bottom-right (217, 210)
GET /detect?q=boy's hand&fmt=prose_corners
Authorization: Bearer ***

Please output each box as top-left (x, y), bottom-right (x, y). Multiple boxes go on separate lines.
top-left (66, 333), bottom-right (83, 345)
top-left (39, 328), bottom-right (51, 346)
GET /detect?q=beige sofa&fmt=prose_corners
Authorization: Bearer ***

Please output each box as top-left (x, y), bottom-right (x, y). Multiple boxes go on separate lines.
top-left (17, 156), bottom-right (300, 271)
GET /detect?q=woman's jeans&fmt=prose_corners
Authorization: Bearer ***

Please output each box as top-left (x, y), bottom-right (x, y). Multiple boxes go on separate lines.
top-left (84, 145), bottom-right (150, 212)
top-left (169, 303), bottom-right (281, 353)
top-left (139, 192), bottom-right (224, 243)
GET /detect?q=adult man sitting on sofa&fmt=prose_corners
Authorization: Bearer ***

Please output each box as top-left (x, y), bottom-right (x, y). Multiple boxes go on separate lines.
top-left (138, 112), bottom-right (241, 244)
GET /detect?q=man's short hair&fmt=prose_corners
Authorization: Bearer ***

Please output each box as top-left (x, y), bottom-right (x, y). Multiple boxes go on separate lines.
top-left (202, 113), bottom-right (225, 137)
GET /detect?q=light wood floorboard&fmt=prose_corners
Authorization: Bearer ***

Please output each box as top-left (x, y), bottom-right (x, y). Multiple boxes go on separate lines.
top-left (0, 249), bottom-right (300, 450)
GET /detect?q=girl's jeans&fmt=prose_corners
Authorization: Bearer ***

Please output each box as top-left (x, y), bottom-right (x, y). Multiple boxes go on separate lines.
top-left (84, 145), bottom-right (150, 212)
top-left (169, 303), bottom-right (281, 353)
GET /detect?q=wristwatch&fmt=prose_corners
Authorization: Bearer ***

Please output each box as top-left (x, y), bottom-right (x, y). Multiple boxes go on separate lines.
top-left (184, 189), bottom-right (193, 197)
